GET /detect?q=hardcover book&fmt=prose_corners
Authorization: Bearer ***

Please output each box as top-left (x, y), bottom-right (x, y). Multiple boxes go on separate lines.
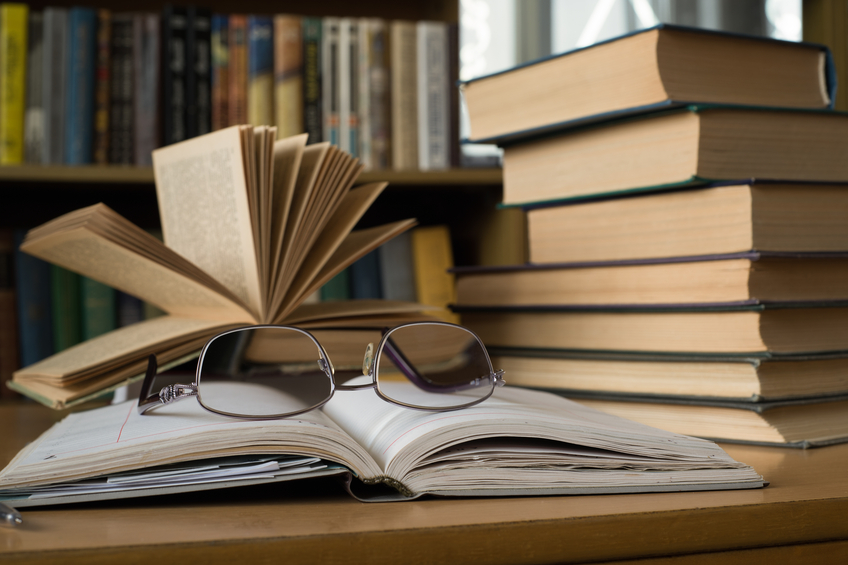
top-left (161, 5), bottom-right (188, 145)
top-left (133, 13), bottom-right (160, 166)
top-left (64, 7), bottom-right (96, 165)
top-left (23, 10), bottom-right (43, 164)
top-left (0, 381), bottom-right (763, 507)
top-left (42, 7), bottom-right (67, 164)
top-left (246, 15), bottom-right (273, 127)
top-left (186, 6), bottom-right (211, 138)
top-left (273, 15), bottom-right (302, 138)
top-left (0, 3), bottom-right (28, 164)
top-left (108, 13), bottom-right (133, 165)
top-left (461, 25), bottom-right (835, 145)
top-left (11, 128), bottom-right (421, 409)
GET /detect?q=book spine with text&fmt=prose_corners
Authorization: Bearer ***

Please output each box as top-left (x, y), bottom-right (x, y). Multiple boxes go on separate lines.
top-left (41, 8), bottom-right (67, 164)
top-left (161, 5), bottom-right (187, 145)
top-left (357, 19), bottom-right (374, 169)
top-left (247, 15), bottom-right (274, 126)
top-left (390, 21), bottom-right (417, 170)
top-left (228, 15), bottom-right (248, 126)
top-left (322, 17), bottom-right (340, 146)
top-left (448, 23), bottom-right (460, 168)
top-left (367, 19), bottom-right (390, 170)
top-left (93, 9), bottom-right (111, 165)
top-left (350, 249), bottom-right (383, 299)
top-left (302, 17), bottom-right (322, 144)
top-left (416, 21), bottom-right (449, 171)
top-left (133, 13), bottom-right (160, 166)
top-left (0, 3), bottom-right (29, 164)
top-left (109, 14), bottom-right (133, 164)
top-left (23, 10), bottom-right (43, 164)
top-left (337, 18), bottom-right (357, 156)
top-left (186, 6), bottom-right (211, 138)
top-left (273, 14), bottom-right (302, 138)
top-left (64, 7), bottom-right (96, 165)
top-left (211, 14), bottom-right (229, 131)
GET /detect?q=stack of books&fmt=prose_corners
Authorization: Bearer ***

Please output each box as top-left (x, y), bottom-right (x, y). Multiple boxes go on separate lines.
top-left (456, 25), bottom-right (848, 447)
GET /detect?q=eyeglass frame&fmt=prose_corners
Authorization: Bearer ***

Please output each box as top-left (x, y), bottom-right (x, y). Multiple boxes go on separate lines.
top-left (137, 321), bottom-right (506, 420)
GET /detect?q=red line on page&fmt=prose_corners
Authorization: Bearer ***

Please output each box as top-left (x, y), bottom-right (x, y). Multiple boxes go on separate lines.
top-left (116, 403), bottom-right (135, 442)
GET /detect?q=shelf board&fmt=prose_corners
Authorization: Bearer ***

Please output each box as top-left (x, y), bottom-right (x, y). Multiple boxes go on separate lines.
top-left (0, 165), bottom-right (502, 186)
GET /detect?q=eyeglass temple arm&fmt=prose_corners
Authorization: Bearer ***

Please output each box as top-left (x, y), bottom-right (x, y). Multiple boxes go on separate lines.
top-left (382, 337), bottom-right (503, 393)
top-left (137, 355), bottom-right (198, 415)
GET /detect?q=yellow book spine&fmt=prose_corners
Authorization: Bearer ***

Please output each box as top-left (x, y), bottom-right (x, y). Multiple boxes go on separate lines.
top-left (0, 3), bottom-right (28, 164)
top-left (411, 225), bottom-right (460, 324)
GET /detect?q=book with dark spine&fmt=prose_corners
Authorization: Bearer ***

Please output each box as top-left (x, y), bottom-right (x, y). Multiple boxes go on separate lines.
top-left (23, 10), bottom-right (44, 164)
top-left (161, 5), bottom-right (187, 145)
top-left (64, 7), bottom-right (96, 165)
top-left (133, 13), bottom-right (160, 166)
top-left (301, 17), bottom-right (322, 144)
top-left (42, 8), bottom-right (67, 164)
top-left (246, 15), bottom-right (273, 127)
top-left (210, 14), bottom-right (228, 131)
top-left (227, 15), bottom-right (247, 126)
top-left (108, 14), bottom-right (133, 164)
top-left (93, 9), bottom-right (111, 165)
top-left (186, 6), bottom-right (211, 138)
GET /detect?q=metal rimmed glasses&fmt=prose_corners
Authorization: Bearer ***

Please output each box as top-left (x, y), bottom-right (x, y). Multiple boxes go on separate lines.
top-left (137, 321), bottom-right (505, 419)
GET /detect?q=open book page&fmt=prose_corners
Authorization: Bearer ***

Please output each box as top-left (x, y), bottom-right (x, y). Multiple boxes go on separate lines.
top-left (22, 223), bottom-right (253, 322)
top-left (0, 396), bottom-right (382, 490)
top-left (153, 126), bottom-right (262, 319)
top-left (321, 382), bottom-right (762, 493)
top-left (13, 316), bottom-right (233, 382)
top-left (268, 134), bottom-right (308, 299)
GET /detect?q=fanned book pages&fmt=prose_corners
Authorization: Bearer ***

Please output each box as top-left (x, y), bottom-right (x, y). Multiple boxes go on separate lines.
top-left (0, 381), bottom-right (764, 507)
top-left (11, 126), bottom-right (425, 409)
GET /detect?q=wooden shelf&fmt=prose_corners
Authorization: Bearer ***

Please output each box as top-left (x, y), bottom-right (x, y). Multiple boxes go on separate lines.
top-left (0, 165), bottom-right (502, 186)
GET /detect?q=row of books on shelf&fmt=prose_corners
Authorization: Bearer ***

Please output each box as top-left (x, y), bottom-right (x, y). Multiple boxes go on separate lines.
top-left (0, 3), bottom-right (459, 170)
top-left (457, 25), bottom-right (848, 448)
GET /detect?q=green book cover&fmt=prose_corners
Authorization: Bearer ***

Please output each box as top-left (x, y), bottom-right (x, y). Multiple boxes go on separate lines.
top-left (80, 276), bottom-right (115, 340)
top-left (320, 268), bottom-right (350, 301)
top-left (50, 265), bottom-right (81, 352)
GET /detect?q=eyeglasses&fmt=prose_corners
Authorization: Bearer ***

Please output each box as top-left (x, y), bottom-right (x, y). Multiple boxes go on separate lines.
top-left (137, 322), bottom-right (505, 419)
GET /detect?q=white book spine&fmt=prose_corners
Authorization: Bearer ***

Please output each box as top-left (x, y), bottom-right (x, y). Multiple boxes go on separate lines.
top-left (417, 22), bottom-right (449, 171)
top-left (357, 19), bottom-right (372, 169)
top-left (338, 18), bottom-right (351, 153)
top-left (322, 17), bottom-right (340, 146)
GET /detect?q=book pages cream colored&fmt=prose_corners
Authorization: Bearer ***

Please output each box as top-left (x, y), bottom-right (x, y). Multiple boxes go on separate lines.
top-left (268, 135), bottom-right (310, 296)
top-left (22, 228), bottom-right (253, 322)
top-left (283, 299), bottom-right (435, 325)
top-left (277, 219), bottom-right (417, 321)
top-left (13, 316), bottom-right (230, 381)
top-left (153, 125), bottom-right (262, 319)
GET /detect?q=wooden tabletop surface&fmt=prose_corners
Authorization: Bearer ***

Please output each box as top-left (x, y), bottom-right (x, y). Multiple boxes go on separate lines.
top-left (1, 401), bottom-right (847, 565)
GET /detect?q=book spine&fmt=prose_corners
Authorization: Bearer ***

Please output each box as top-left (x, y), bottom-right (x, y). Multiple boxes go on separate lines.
top-left (80, 276), bottom-right (116, 341)
top-left (161, 5), bottom-right (187, 145)
top-left (417, 21), bottom-right (449, 171)
top-left (320, 268), bottom-right (350, 301)
top-left (64, 7), bottom-right (96, 165)
top-left (0, 3), bottom-right (29, 164)
top-left (23, 10), bottom-right (43, 164)
top-left (390, 21), bottom-right (417, 170)
top-left (116, 291), bottom-right (144, 327)
top-left (50, 265), bottom-right (81, 352)
top-left (93, 9), bottom-right (111, 166)
top-left (13, 230), bottom-right (53, 367)
top-left (0, 229), bottom-right (19, 398)
top-left (367, 19), bottom-right (390, 170)
top-left (357, 19), bottom-right (371, 169)
top-left (134, 13), bottom-right (160, 166)
top-left (343, 19), bottom-right (359, 157)
top-left (186, 6), bottom-right (211, 138)
top-left (211, 14), bottom-right (229, 131)
top-left (350, 249), bottom-right (382, 299)
top-left (41, 8), bottom-right (67, 164)
top-left (447, 23), bottom-right (460, 168)
top-left (411, 225), bottom-right (459, 323)
top-left (273, 15), bottom-right (302, 138)
top-left (228, 15), bottom-right (248, 125)
top-left (302, 17), bottom-right (322, 144)
top-left (322, 17), bottom-right (339, 146)
top-left (109, 14), bottom-right (133, 165)
top-left (378, 231), bottom-right (416, 302)
top-left (247, 15), bottom-right (274, 126)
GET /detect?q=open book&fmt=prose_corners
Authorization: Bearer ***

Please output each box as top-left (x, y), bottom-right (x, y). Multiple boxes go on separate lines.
top-left (11, 126), bottom-right (425, 409)
top-left (0, 380), bottom-right (764, 507)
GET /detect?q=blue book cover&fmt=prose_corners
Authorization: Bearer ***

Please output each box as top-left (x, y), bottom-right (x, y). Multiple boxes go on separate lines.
top-left (247, 15), bottom-right (273, 125)
top-left (350, 249), bottom-right (382, 300)
top-left (14, 230), bottom-right (53, 367)
top-left (64, 7), bottom-right (96, 164)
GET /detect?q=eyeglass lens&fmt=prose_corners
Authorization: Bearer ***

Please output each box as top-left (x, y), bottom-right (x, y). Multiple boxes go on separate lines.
top-left (376, 324), bottom-right (494, 408)
top-left (197, 328), bottom-right (333, 417)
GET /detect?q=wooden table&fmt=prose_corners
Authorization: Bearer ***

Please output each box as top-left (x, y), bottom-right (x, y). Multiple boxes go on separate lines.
top-left (1, 402), bottom-right (847, 565)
